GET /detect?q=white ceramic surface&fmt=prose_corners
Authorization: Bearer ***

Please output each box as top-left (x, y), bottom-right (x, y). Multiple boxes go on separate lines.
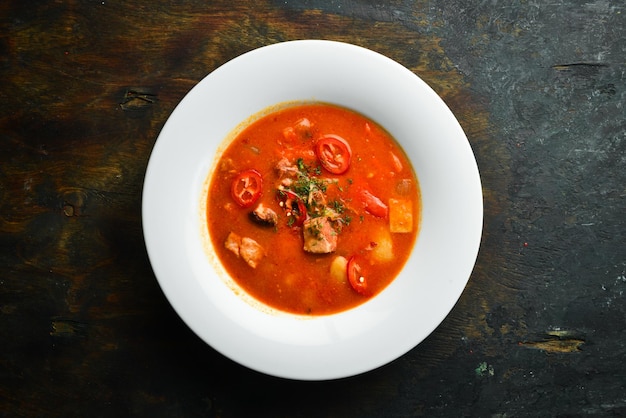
top-left (142, 40), bottom-right (483, 380)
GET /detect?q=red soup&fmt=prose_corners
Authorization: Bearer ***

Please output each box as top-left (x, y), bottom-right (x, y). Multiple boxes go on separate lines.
top-left (207, 103), bottom-right (420, 315)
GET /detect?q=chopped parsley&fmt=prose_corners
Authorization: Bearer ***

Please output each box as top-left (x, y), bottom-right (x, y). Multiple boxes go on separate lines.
top-left (330, 199), bottom-right (344, 214)
top-left (279, 157), bottom-right (354, 231)
top-left (292, 159), bottom-right (328, 199)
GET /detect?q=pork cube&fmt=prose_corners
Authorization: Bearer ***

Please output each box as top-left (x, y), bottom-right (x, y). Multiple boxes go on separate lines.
top-left (224, 232), bottom-right (265, 268)
top-left (240, 237), bottom-right (265, 268)
top-left (224, 231), bottom-right (242, 257)
top-left (303, 217), bottom-right (337, 254)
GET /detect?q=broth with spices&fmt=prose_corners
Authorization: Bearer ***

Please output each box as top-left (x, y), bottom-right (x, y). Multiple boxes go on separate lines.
top-left (207, 103), bottom-right (420, 315)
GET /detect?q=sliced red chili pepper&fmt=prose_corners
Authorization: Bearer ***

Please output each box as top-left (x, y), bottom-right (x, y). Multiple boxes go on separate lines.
top-left (315, 134), bottom-right (352, 174)
top-left (231, 169), bottom-right (263, 208)
top-left (347, 256), bottom-right (368, 295)
top-left (278, 190), bottom-right (307, 227)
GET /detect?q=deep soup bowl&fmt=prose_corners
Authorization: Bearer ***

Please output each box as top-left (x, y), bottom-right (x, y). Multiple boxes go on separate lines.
top-left (142, 40), bottom-right (483, 380)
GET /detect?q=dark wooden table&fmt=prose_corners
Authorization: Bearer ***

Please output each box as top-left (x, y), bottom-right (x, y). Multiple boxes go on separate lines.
top-left (2, 1), bottom-right (625, 416)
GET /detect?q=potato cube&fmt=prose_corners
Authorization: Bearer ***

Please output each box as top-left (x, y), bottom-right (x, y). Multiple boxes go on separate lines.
top-left (372, 228), bottom-right (394, 262)
top-left (389, 198), bottom-right (413, 233)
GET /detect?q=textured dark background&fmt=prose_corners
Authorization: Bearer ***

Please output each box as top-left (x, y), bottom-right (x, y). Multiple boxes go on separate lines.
top-left (1, 0), bottom-right (625, 416)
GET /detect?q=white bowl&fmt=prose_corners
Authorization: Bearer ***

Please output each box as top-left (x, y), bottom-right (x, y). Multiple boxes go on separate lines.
top-left (142, 40), bottom-right (483, 380)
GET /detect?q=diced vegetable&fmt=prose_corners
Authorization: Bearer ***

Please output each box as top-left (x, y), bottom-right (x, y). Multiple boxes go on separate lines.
top-left (390, 152), bottom-right (403, 172)
top-left (359, 189), bottom-right (388, 218)
top-left (389, 198), bottom-right (413, 233)
top-left (371, 227), bottom-right (394, 262)
top-left (330, 256), bottom-right (348, 283)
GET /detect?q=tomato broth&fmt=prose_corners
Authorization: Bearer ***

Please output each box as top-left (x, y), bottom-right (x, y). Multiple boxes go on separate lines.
top-left (207, 103), bottom-right (420, 315)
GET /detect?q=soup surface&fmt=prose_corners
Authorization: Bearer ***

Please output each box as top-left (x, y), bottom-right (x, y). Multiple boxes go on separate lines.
top-left (207, 103), bottom-right (420, 315)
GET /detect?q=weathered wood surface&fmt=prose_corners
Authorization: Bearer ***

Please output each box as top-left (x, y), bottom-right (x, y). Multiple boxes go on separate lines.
top-left (1, 0), bottom-right (625, 416)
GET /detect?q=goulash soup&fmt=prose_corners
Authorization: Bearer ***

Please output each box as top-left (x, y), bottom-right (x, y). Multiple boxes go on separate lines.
top-left (207, 103), bottom-right (420, 315)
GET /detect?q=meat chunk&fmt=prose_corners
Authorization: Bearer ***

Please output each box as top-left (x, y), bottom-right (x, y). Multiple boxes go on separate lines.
top-left (303, 217), bottom-right (337, 254)
top-left (249, 203), bottom-right (278, 227)
top-left (224, 231), bottom-right (241, 257)
top-left (295, 117), bottom-right (312, 133)
top-left (240, 237), bottom-right (265, 268)
top-left (282, 118), bottom-right (313, 143)
top-left (307, 188), bottom-right (327, 213)
top-left (224, 232), bottom-right (265, 268)
top-left (276, 157), bottom-right (299, 178)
